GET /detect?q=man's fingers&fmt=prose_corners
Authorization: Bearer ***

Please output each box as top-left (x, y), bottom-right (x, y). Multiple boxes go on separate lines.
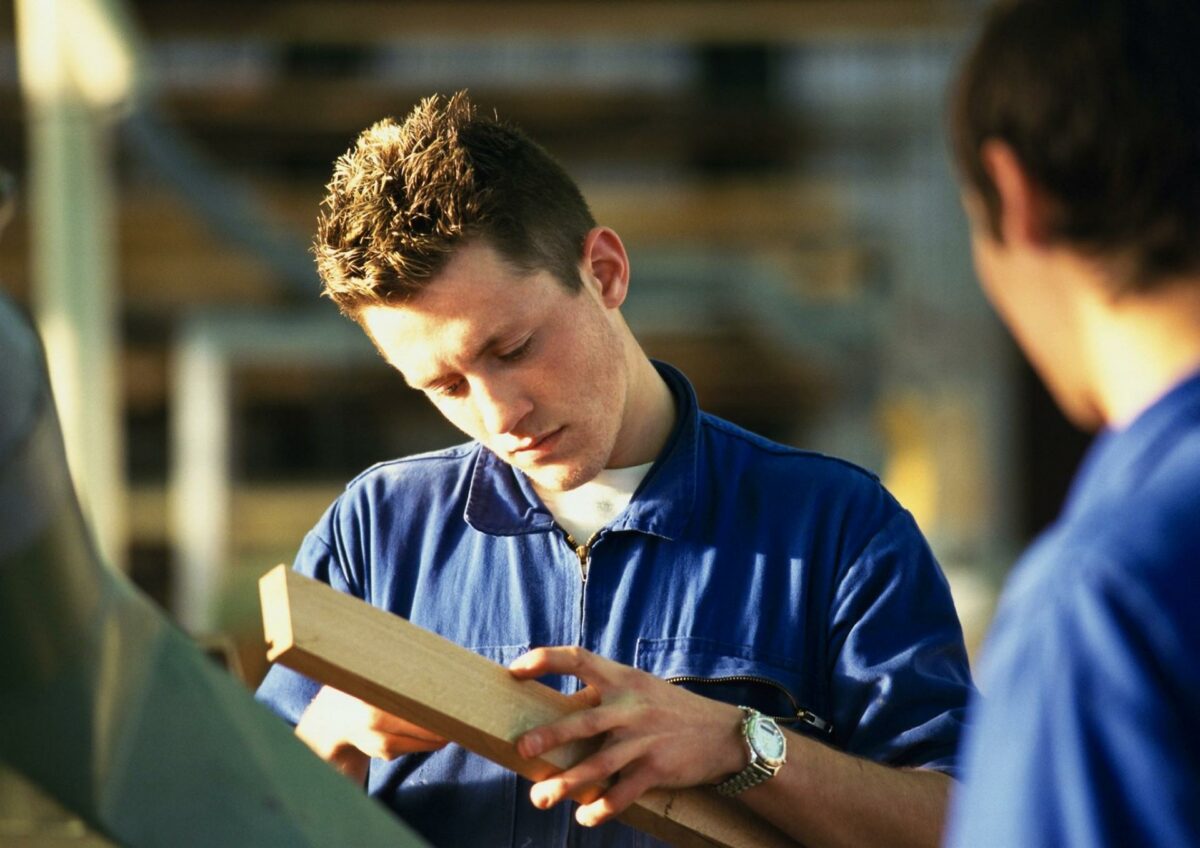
top-left (383, 734), bottom-right (449, 755)
top-left (308, 684), bottom-right (448, 759)
top-left (528, 737), bottom-right (647, 809)
top-left (516, 702), bottom-right (631, 759)
top-left (349, 726), bottom-right (450, 760)
top-left (567, 685), bottom-right (603, 709)
top-left (328, 687), bottom-right (447, 744)
top-left (367, 710), bottom-right (448, 743)
top-left (509, 646), bottom-right (616, 684)
top-left (575, 766), bottom-right (660, 827)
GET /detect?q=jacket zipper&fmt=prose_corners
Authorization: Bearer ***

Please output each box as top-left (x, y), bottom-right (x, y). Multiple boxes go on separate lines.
top-left (573, 540), bottom-right (591, 583)
top-left (565, 531), bottom-right (600, 651)
top-left (564, 533), bottom-right (595, 842)
top-left (665, 673), bottom-right (834, 735)
top-left (566, 529), bottom-right (602, 582)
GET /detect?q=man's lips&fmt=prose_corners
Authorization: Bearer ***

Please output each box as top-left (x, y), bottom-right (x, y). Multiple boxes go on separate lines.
top-left (509, 427), bottom-right (563, 457)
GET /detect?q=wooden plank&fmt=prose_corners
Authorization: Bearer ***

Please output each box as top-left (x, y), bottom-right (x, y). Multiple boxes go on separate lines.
top-left (259, 565), bottom-right (797, 848)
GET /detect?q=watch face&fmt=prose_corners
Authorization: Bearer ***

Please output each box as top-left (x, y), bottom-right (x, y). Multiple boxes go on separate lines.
top-left (749, 716), bottom-right (786, 763)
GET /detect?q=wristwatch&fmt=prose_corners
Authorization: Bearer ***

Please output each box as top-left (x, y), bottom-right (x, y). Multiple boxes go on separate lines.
top-left (715, 706), bottom-right (787, 797)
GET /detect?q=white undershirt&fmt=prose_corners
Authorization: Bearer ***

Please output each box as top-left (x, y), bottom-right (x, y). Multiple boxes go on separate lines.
top-left (533, 462), bottom-right (654, 550)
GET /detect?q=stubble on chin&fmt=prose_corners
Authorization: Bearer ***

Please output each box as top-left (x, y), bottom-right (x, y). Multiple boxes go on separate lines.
top-left (527, 464), bottom-right (587, 493)
top-left (524, 450), bottom-right (608, 493)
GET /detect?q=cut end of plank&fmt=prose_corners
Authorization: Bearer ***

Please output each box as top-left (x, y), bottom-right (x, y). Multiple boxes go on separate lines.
top-left (259, 564), bottom-right (296, 662)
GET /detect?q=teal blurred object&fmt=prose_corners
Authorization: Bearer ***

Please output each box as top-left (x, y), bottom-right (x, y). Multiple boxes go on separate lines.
top-left (0, 293), bottom-right (426, 847)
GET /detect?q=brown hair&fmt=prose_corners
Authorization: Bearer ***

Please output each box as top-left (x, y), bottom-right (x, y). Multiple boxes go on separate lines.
top-left (314, 91), bottom-right (595, 315)
top-left (950, 0), bottom-right (1200, 293)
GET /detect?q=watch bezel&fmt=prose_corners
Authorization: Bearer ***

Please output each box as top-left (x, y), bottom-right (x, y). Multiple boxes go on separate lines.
top-left (745, 710), bottom-right (787, 768)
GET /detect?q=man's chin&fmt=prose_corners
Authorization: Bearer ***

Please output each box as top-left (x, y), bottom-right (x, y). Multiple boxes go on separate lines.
top-left (523, 462), bottom-right (597, 493)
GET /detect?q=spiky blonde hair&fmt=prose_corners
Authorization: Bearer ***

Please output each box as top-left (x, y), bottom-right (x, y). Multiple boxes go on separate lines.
top-left (314, 91), bottom-right (594, 316)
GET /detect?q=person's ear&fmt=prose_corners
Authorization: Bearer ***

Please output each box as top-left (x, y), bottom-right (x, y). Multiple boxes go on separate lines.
top-left (981, 140), bottom-right (1054, 248)
top-left (580, 227), bottom-right (629, 308)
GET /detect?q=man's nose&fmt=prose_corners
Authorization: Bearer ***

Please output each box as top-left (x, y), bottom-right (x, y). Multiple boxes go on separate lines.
top-left (475, 379), bottom-right (533, 436)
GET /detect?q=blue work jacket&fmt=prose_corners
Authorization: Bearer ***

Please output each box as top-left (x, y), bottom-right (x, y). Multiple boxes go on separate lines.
top-left (258, 362), bottom-right (973, 848)
top-left (947, 369), bottom-right (1200, 847)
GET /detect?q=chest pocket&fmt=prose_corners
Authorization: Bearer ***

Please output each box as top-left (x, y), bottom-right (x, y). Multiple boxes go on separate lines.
top-left (634, 636), bottom-right (833, 737)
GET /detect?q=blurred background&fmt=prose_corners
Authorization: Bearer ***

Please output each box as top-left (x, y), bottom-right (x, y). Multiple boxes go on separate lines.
top-left (0, 0), bottom-right (1091, 693)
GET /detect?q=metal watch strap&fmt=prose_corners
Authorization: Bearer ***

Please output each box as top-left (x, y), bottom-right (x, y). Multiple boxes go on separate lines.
top-left (715, 759), bottom-right (775, 797)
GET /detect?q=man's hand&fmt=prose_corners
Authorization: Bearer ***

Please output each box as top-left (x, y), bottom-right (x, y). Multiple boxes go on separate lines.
top-left (295, 685), bottom-right (449, 783)
top-left (508, 646), bottom-right (746, 827)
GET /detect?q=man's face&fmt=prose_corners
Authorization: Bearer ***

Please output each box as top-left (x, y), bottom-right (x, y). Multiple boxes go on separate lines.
top-left (361, 239), bottom-right (630, 492)
top-left (965, 192), bottom-right (1103, 430)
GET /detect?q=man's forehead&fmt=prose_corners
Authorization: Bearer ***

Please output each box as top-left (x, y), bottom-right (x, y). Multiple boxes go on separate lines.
top-left (360, 303), bottom-right (520, 388)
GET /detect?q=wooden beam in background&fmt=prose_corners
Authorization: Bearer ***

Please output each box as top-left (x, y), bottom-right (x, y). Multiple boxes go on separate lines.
top-left (259, 565), bottom-right (798, 848)
top-left (0, 181), bottom-right (842, 313)
top-left (130, 1), bottom-right (968, 43)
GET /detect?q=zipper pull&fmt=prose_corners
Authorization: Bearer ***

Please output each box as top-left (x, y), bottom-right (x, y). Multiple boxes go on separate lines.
top-left (798, 710), bottom-right (833, 735)
top-left (575, 543), bottom-right (590, 580)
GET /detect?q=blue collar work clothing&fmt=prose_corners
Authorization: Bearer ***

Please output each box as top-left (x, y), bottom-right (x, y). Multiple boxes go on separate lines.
top-left (947, 369), bottom-right (1200, 847)
top-left (258, 362), bottom-right (974, 848)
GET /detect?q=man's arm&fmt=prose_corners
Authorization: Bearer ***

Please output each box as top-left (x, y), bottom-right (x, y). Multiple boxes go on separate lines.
top-left (745, 732), bottom-right (950, 848)
top-left (509, 646), bottom-right (950, 848)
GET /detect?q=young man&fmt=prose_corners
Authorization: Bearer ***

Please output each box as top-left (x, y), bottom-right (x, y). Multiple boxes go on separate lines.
top-left (946, 1), bottom-right (1200, 845)
top-left (257, 92), bottom-right (973, 847)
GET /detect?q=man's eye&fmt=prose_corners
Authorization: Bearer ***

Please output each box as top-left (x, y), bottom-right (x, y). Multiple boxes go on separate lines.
top-left (499, 337), bottom-right (533, 363)
top-left (436, 379), bottom-right (466, 398)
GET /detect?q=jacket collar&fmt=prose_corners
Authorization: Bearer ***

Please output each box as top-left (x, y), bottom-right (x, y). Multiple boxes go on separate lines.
top-left (1064, 366), bottom-right (1200, 519)
top-left (464, 360), bottom-right (698, 540)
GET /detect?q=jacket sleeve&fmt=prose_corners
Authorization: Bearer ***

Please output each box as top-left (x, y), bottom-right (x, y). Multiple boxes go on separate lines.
top-left (826, 508), bottom-right (975, 776)
top-left (254, 515), bottom-right (358, 726)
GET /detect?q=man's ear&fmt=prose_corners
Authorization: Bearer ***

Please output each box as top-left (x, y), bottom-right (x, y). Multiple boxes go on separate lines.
top-left (580, 227), bottom-right (629, 308)
top-left (981, 140), bottom-right (1054, 248)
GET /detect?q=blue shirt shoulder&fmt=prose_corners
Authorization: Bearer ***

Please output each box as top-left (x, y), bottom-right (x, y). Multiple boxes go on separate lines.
top-left (948, 371), bottom-right (1200, 847)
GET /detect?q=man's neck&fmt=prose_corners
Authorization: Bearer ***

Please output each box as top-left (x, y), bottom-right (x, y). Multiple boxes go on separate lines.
top-left (606, 345), bottom-right (677, 469)
top-left (1083, 275), bottom-right (1200, 428)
